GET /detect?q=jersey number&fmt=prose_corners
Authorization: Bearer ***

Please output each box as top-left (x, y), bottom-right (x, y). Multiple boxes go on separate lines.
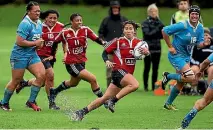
top-left (48, 34), bottom-right (54, 39)
top-left (32, 34), bottom-right (41, 41)
top-left (190, 37), bottom-right (197, 44)
top-left (45, 41), bottom-right (54, 47)
top-left (73, 46), bottom-right (83, 54)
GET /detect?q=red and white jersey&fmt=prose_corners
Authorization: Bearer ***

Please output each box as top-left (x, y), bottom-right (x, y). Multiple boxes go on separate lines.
top-left (62, 26), bottom-right (98, 64)
top-left (37, 22), bottom-right (64, 58)
top-left (105, 37), bottom-right (142, 74)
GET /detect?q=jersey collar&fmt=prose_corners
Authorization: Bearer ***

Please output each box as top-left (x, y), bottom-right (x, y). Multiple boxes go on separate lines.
top-left (187, 19), bottom-right (199, 30)
top-left (42, 22), bottom-right (57, 32)
top-left (26, 15), bottom-right (39, 26)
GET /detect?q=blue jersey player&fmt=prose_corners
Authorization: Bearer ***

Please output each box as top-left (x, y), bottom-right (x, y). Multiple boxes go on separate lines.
top-left (179, 49), bottom-right (213, 129)
top-left (0, 1), bottom-right (45, 111)
top-left (161, 5), bottom-right (211, 110)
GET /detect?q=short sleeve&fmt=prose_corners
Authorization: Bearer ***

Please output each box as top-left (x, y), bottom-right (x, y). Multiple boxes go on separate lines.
top-left (197, 26), bottom-right (204, 45)
top-left (207, 53), bottom-right (213, 63)
top-left (104, 38), bottom-right (118, 54)
top-left (61, 31), bottom-right (67, 45)
top-left (163, 21), bottom-right (186, 36)
top-left (17, 20), bottom-right (31, 39)
top-left (86, 27), bottom-right (98, 41)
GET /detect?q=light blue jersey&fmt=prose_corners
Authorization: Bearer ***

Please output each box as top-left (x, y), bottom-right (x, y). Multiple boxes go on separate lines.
top-left (11, 15), bottom-right (42, 57)
top-left (163, 19), bottom-right (204, 57)
top-left (10, 15), bottom-right (42, 69)
top-left (163, 20), bottom-right (204, 71)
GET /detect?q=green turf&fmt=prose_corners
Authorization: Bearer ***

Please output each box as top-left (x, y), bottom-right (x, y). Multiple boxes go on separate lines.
top-left (0, 5), bottom-right (213, 129)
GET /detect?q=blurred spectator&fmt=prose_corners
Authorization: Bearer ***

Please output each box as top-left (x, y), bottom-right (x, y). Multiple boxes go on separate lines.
top-left (170, 0), bottom-right (203, 24)
top-left (190, 28), bottom-right (213, 95)
top-left (170, 0), bottom-right (189, 24)
top-left (141, 3), bottom-right (164, 91)
top-left (209, 27), bottom-right (213, 37)
top-left (98, 0), bottom-right (127, 87)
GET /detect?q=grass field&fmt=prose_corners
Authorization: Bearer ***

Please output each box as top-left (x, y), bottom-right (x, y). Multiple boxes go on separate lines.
top-left (0, 4), bottom-right (213, 129)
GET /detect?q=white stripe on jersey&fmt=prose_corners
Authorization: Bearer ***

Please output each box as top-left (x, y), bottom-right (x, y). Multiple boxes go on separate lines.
top-left (202, 49), bottom-right (213, 52)
top-left (62, 31), bottom-right (70, 54)
top-left (104, 38), bottom-right (117, 49)
top-left (114, 50), bottom-right (123, 65)
top-left (82, 26), bottom-right (98, 38)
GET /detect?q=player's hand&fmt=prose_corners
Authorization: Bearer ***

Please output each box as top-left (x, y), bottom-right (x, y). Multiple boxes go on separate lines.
top-left (42, 56), bottom-right (53, 62)
top-left (105, 60), bottom-right (114, 68)
top-left (34, 38), bottom-right (44, 49)
top-left (195, 72), bottom-right (204, 81)
top-left (139, 47), bottom-right (150, 56)
top-left (169, 47), bottom-right (177, 54)
top-left (102, 41), bottom-right (108, 46)
top-left (62, 52), bottom-right (67, 64)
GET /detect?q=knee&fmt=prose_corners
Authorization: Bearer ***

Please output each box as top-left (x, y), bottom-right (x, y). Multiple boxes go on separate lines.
top-left (36, 72), bottom-right (46, 84)
top-left (46, 72), bottom-right (54, 82)
top-left (187, 75), bottom-right (195, 82)
top-left (11, 77), bottom-right (23, 86)
top-left (131, 82), bottom-right (139, 91)
top-left (182, 69), bottom-right (195, 82)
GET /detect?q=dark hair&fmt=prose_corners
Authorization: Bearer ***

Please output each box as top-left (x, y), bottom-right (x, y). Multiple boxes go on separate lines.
top-left (23, 1), bottom-right (39, 19)
top-left (26, 1), bottom-right (39, 12)
top-left (110, 0), bottom-right (120, 7)
top-left (40, 10), bottom-right (59, 20)
top-left (70, 13), bottom-right (82, 21)
top-left (176, 0), bottom-right (188, 7)
top-left (123, 20), bottom-right (140, 31)
top-left (177, 0), bottom-right (188, 3)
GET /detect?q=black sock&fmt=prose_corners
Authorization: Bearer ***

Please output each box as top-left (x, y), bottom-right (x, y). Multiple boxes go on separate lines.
top-left (54, 81), bottom-right (70, 95)
top-left (21, 80), bottom-right (30, 87)
top-left (93, 88), bottom-right (103, 97)
top-left (112, 96), bottom-right (119, 103)
top-left (47, 96), bottom-right (52, 103)
top-left (82, 107), bottom-right (89, 115)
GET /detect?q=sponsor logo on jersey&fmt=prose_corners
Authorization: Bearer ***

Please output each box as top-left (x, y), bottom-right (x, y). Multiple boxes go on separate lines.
top-left (121, 43), bottom-right (126, 47)
top-left (66, 33), bottom-right (71, 38)
top-left (124, 58), bottom-right (136, 65)
top-left (186, 32), bottom-right (191, 37)
top-left (73, 46), bottom-right (83, 54)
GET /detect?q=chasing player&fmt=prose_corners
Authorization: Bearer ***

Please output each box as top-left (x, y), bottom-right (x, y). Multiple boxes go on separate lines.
top-left (72, 20), bottom-right (149, 121)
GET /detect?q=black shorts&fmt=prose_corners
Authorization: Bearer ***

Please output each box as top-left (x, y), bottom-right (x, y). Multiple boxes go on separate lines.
top-left (65, 63), bottom-right (85, 77)
top-left (111, 69), bottom-right (128, 88)
top-left (39, 56), bottom-right (55, 69)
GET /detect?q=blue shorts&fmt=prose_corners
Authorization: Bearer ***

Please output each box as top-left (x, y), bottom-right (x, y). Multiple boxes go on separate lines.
top-left (10, 53), bottom-right (41, 69)
top-left (168, 53), bottom-right (190, 71)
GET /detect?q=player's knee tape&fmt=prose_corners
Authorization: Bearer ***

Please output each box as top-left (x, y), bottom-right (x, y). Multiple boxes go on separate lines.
top-left (182, 69), bottom-right (195, 78)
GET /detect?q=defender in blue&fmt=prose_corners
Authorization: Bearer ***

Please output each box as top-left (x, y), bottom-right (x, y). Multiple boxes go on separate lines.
top-left (0, 1), bottom-right (45, 111)
top-left (161, 5), bottom-right (211, 110)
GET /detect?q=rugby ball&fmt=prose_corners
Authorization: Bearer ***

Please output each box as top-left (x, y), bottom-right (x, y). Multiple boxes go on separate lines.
top-left (133, 41), bottom-right (149, 60)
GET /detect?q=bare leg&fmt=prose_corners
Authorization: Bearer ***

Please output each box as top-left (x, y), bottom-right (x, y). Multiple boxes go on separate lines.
top-left (87, 83), bottom-right (121, 111)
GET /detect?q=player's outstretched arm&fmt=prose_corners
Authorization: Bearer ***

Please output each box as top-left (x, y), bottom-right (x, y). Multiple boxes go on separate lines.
top-left (200, 58), bottom-right (211, 73)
